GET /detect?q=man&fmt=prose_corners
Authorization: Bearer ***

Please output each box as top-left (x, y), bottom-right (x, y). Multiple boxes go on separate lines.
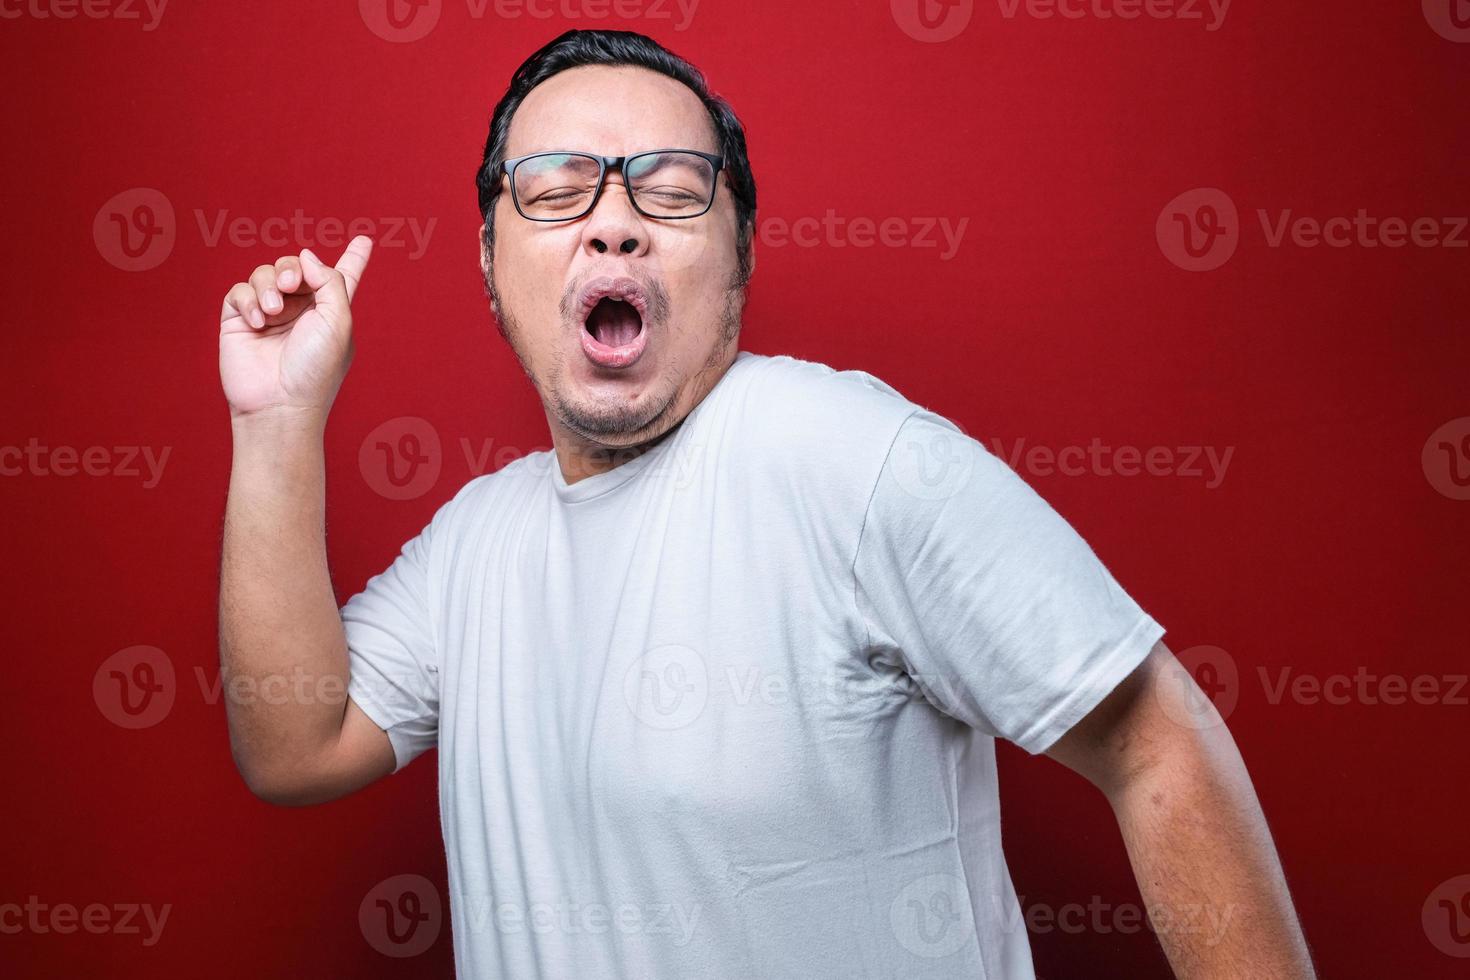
top-left (217, 29), bottom-right (1314, 979)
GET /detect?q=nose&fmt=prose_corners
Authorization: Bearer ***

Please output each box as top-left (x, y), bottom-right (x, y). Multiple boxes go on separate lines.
top-left (581, 173), bottom-right (648, 258)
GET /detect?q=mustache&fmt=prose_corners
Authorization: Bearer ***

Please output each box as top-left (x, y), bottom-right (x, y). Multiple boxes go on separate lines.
top-left (559, 270), bottom-right (670, 325)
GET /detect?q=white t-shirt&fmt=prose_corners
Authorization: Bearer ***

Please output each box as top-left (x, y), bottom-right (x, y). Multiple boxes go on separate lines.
top-left (342, 350), bottom-right (1164, 979)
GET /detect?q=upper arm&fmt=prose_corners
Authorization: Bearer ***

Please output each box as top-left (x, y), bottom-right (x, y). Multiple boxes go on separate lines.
top-left (1044, 639), bottom-right (1225, 798)
top-left (321, 696), bottom-right (398, 799)
top-left (254, 697), bottom-right (396, 807)
top-left (339, 510), bottom-right (447, 776)
top-left (853, 409), bottom-right (1166, 752)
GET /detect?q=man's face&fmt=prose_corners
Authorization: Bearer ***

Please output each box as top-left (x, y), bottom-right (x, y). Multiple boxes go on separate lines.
top-left (482, 65), bottom-right (748, 456)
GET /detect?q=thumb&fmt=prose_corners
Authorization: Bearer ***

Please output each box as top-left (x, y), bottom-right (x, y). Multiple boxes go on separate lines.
top-left (298, 246), bottom-right (351, 326)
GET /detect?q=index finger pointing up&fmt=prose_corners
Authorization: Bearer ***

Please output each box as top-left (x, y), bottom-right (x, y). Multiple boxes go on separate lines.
top-left (335, 236), bottom-right (374, 302)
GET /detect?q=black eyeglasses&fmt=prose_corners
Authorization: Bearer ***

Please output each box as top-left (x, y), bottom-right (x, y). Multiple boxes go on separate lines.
top-left (502, 149), bottom-right (724, 222)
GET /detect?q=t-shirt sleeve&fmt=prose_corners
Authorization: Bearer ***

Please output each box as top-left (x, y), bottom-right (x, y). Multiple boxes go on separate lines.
top-left (341, 511), bottom-right (443, 774)
top-left (852, 409), bottom-right (1165, 755)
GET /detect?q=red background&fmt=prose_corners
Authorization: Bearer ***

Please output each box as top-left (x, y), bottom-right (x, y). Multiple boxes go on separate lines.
top-left (3, 1), bottom-right (1467, 976)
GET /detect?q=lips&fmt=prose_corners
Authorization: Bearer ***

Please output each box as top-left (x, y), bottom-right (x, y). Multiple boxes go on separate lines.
top-left (575, 276), bottom-right (650, 369)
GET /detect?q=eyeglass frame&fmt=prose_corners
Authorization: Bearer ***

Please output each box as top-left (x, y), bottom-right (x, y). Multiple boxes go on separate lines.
top-left (500, 148), bottom-right (726, 222)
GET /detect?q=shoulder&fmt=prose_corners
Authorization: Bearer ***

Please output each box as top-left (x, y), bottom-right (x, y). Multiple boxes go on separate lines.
top-left (728, 350), bottom-right (917, 415)
top-left (721, 350), bottom-right (927, 461)
top-left (709, 351), bottom-right (950, 529)
top-left (418, 450), bottom-right (551, 545)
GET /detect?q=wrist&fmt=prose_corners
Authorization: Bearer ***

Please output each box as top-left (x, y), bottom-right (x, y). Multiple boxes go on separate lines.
top-left (230, 405), bottom-right (329, 442)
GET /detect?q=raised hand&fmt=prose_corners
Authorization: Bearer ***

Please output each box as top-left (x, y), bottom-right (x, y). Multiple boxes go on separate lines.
top-left (219, 236), bottom-right (374, 423)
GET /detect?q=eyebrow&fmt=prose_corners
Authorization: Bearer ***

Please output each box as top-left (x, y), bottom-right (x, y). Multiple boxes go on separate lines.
top-left (508, 144), bottom-right (720, 157)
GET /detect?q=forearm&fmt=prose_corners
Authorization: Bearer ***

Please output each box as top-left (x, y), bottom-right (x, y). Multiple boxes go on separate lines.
top-left (219, 411), bottom-right (349, 795)
top-left (1107, 724), bottom-right (1315, 978)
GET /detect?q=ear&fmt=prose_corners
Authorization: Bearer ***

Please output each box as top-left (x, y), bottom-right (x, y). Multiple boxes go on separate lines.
top-left (478, 223), bottom-right (491, 280)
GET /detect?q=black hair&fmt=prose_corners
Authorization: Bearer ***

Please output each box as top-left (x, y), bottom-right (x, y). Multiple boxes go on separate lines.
top-left (474, 29), bottom-right (757, 286)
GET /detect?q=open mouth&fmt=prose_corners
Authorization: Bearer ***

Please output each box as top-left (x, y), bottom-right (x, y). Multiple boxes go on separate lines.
top-left (585, 297), bottom-right (644, 348)
top-left (577, 277), bottom-right (651, 369)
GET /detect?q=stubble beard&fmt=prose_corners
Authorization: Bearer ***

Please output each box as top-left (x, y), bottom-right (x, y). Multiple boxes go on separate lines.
top-left (486, 266), bottom-right (745, 448)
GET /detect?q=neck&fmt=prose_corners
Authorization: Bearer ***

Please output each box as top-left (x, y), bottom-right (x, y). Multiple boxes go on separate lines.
top-left (552, 424), bottom-right (681, 486)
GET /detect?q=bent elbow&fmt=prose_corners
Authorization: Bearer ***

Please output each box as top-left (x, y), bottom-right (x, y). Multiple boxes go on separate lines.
top-left (233, 754), bottom-right (331, 808)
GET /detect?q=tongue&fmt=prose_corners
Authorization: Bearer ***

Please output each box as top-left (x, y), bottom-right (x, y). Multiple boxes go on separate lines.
top-left (589, 299), bottom-right (641, 347)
